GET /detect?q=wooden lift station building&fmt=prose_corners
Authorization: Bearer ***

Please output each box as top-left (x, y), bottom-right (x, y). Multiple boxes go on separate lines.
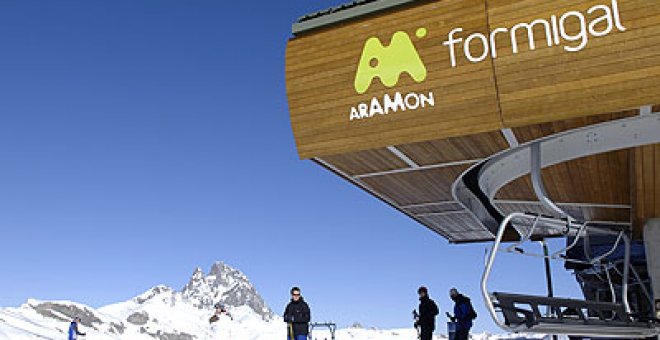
top-left (285, 0), bottom-right (660, 337)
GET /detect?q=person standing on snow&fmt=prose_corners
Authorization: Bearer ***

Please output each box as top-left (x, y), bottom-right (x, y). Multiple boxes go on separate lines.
top-left (415, 286), bottom-right (439, 340)
top-left (447, 288), bottom-right (475, 340)
top-left (68, 317), bottom-right (86, 340)
top-left (283, 286), bottom-right (310, 340)
top-left (209, 303), bottom-right (233, 323)
top-left (209, 303), bottom-right (233, 339)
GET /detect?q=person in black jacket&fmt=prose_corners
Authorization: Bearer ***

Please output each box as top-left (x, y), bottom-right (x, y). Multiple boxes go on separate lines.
top-left (283, 286), bottom-right (311, 340)
top-left (415, 286), bottom-right (439, 340)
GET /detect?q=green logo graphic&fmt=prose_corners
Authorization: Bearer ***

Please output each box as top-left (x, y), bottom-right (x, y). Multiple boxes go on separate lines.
top-left (354, 28), bottom-right (428, 94)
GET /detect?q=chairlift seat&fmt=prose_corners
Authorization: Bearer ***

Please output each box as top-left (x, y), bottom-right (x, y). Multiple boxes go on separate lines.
top-left (492, 292), bottom-right (659, 338)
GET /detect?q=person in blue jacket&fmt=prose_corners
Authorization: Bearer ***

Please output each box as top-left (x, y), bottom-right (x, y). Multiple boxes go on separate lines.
top-left (68, 317), bottom-right (86, 340)
top-left (447, 288), bottom-right (474, 340)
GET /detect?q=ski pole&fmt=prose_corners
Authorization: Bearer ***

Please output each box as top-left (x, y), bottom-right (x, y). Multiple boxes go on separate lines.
top-left (288, 322), bottom-right (295, 340)
top-left (412, 310), bottom-right (420, 340)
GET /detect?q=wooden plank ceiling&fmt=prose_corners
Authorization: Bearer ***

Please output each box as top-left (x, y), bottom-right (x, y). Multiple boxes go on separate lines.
top-left (317, 110), bottom-right (658, 243)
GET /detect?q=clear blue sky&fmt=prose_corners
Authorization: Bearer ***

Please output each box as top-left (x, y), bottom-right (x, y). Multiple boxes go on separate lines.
top-left (0, 0), bottom-right (582, 333)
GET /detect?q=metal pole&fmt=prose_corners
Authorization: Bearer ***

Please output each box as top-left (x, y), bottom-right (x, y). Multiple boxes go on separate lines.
top-left (541, 240), bottom-right (559, 340)
top-left (623, 233), bottom-right (631, 314)
top-left (629, 263), bottom-right (653, 309)
top-left (541, 241), bottom-right (554, 301)
top-left (482, 212), bottom-right (522, 331)
top-left (530, 143), bottom-right (573, 220)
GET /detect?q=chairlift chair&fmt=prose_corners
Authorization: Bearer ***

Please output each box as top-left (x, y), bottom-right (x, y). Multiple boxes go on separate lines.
top-left (482, 212), bottom-right (660, 338)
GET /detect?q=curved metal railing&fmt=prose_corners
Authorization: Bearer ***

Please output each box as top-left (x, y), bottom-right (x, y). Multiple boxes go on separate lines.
top-left (452, 113), bottom-right (660, 238)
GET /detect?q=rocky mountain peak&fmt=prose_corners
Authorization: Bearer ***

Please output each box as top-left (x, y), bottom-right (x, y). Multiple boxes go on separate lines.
top-left (209, 262), bottom-right (230, 276)
top-left (181, 262), bottom-right (274, 320)
top-left (191, 267), bottom-right (204, 279)
top-left (134, 285), bottom-right (174, 304)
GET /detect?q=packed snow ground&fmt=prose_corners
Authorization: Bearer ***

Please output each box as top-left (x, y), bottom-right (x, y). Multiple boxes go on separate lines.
top-left (0, 262), bottom-right (553, 340)
top-left (0, 297), bottom-right (554, 340)
top-left (0, 306), bottom-right (549, 340)
top-left (309, 328), bottom-right (549, 340)
top-left (0, 297), bottom-right (282, 340)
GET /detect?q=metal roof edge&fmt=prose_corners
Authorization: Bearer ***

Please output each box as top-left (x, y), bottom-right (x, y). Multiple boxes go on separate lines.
top-left (292, 0), bottom-right (420, 36)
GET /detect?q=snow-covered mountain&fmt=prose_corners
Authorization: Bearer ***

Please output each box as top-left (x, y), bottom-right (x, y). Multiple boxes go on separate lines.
top-left (181, 262), bottom-right (272, 320)
top-left (0, 262), bottom-right (280, 340)
top-left (0, 262), bottom-right (547, 340)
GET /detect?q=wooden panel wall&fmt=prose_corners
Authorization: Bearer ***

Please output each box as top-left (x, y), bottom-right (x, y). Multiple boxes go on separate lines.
top-left (632, 144), bottom-right (660, 238)
top-left (286, 0), bottom-right (502, 159)
top-left (490, 0), bottom-right (660, 127)
top-left (286, 0), bottom-right (660, 159)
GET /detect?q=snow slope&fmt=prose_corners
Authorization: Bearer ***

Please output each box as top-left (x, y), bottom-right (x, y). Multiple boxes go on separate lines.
top-left (0, 262), bottom-right (548, 340)
top-left (0, 262), bottom-right (282, 340)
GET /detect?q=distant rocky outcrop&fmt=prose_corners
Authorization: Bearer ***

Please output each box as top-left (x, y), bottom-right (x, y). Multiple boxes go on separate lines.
top-left (181, 262), bottom-right (274, 320)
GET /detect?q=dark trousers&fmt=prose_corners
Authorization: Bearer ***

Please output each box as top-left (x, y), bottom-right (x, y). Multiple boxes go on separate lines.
top-left (455, 328), bottom-right (470, 340)
top-left (420, 327), bottom-right (434, 340)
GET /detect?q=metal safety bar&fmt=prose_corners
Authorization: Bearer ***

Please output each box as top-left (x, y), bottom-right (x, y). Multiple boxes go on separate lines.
top-left (309, 322), bottom-right (337, 340)
top-left (549, 221), bottom-right (589, 260)
top-left (505, 215), bottom-right (541, 253)
top-left (584, 230), bottom-right (626, 265)
top-left (500, 216), bottom-right (628, 267)
top-left (604, 259), bottom-right (655, 312)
